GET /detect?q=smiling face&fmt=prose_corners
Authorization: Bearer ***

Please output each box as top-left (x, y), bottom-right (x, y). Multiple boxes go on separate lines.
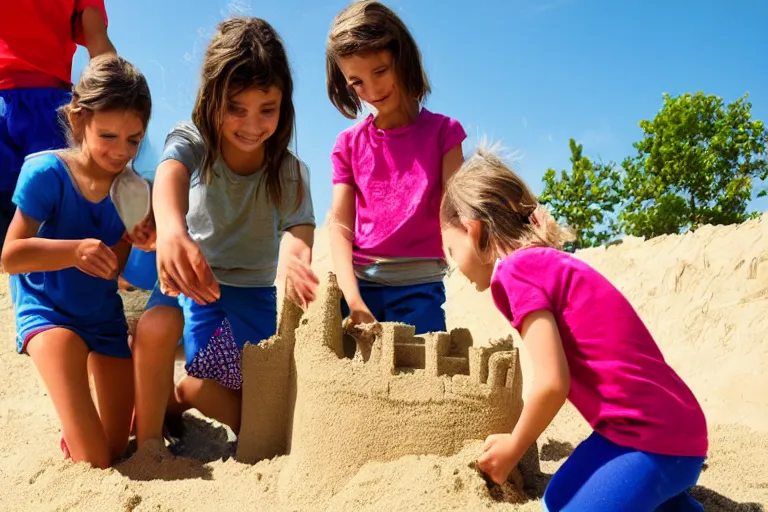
top-left (79, 109), bottom-right (145, 174)
top-left (337, 49), bottom-right (403, 117)
top-left (220, 85), bottom-right (282, 161)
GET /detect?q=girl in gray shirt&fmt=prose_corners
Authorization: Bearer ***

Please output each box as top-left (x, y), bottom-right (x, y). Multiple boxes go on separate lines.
top-left (131, 17), bottom-right (318, 450)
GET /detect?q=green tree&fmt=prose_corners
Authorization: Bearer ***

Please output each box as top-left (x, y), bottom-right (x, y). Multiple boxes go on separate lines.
top-left (619, 92), bottom-right (767, 238)
top-left (540, 139), bottom-right (621, 251)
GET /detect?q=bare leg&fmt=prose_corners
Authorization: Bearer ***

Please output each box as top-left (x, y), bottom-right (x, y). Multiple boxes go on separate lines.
top-left (176, 376), bottom-right (242, 434)
top-left (132, 306), bottom-right (183, 448)
top-left (88, 352), bottom-right (134, 461)
top-left (27, 328), bottom-right (112, 468)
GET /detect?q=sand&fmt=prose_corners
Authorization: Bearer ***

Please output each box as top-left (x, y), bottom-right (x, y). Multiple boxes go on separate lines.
top-left (1, 214), bottom-right (767, 511)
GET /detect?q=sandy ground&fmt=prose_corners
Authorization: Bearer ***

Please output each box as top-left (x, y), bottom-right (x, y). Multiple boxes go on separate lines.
top-left (0, 215), bottom-right (767, 511)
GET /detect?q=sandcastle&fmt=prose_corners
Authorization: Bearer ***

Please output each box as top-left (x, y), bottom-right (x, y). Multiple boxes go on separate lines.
top-left (236, 273), bottom-right (525, 504)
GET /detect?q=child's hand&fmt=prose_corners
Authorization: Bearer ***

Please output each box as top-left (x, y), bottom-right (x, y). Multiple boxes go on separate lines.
top-left (75, 239), bottom-right (119, 280)
top-left (282, 255), bottom-right (319, 310)
top-left (155, 230), bottom-right (219, 305)
top-left (124, 215), bottom-right (156, 251)
top-left (347, 302), bottom-right (376, 327)
top-left (477, 434), bottom-right (517, 485)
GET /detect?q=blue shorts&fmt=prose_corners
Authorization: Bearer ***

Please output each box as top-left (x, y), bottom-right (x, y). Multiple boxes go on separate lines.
top-left (341, 281), bottom-right (447, 334)
top-left (0, 88), bottom-right (71, 245)
top-left (12, 279), bottom-right (131, 360)
top-left (146, 283), bottom-right (277, 389)
top-left (543, 432), bottom-right (706, 512)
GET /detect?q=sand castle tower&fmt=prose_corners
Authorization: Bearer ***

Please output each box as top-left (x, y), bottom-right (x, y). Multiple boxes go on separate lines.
top-left (236, 273), bottom-right (524, 505)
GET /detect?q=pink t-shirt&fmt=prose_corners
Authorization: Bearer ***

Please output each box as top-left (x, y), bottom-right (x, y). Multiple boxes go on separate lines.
top-left (331, 108), bottom-right (466, 266)
top-left (491, 247), bottom-right (708, 457)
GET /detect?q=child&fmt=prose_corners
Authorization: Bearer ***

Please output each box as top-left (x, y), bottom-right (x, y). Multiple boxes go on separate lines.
top-left (440, 148), bottom-right (708, 511)
top-left (1, 54), bottom-right (152, 469)
top-left (325, 0), bottom-right (466, 335)
top-left (132, 17), bottom-right (318, 449)
top-left (0, 1), bottom-right (116, 250)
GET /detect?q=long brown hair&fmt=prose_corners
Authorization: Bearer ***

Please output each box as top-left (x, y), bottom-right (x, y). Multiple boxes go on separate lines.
top-left (61, 54), bottom-right (152, 147)
top-left (441, 145), bottom-right (574, 256)
top-left (191, 16), bottom-right (301, 210)
top-left (325, 0), bottom-right (430, 119)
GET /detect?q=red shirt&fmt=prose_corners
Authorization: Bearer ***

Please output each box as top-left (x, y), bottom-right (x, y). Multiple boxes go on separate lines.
top-left (0, 0), bottom-right (108, 90)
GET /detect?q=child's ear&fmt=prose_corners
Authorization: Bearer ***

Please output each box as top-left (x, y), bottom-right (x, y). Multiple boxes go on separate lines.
top-left (67, 110), bottom-right (86, 144)
top-left (462, 219), bottom-right (483, 246)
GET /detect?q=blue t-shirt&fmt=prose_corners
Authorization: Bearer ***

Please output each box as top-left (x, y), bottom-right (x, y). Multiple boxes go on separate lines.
top-left (10, 152), bottom-right (126, 327)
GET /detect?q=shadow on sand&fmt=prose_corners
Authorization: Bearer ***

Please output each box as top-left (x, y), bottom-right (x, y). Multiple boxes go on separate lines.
top-left (116, 414), bottom-right (235, 482)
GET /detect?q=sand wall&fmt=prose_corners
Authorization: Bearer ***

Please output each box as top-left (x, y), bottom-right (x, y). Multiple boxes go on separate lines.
top-left (237, 274), bottom-right (525, 506)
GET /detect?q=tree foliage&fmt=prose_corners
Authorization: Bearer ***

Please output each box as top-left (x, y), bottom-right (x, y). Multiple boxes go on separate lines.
top-left (541, 92), bottom-right (767, 247)
top-left (540, 139), bottom-right (621, 251)
top-left (619, 92), bottom-right (767, 238)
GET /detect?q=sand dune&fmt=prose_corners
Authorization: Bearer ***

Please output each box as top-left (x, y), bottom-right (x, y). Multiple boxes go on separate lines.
top-left (0, 215), bottom-right (766, 511)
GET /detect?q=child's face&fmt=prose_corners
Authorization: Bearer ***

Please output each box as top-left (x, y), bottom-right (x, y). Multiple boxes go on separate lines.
top-left (337, 50), bottom-right (402, 117)
top-left (82, 110), bottom-right (144, 174)
top-left (221, 86), bottom-right (282, 157)
top-left (442, 223), bottom-right (494, 292)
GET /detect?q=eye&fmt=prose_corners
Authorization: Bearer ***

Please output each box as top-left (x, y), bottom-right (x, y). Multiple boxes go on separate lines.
top-left (350, 80), bottom-right (362, 87)
top-left (227, 104), bottom-right (246, 116)
top-left (261, 108), bottom-right (277, 116)
top-left (100, 134), bottom-right (116, 140)
top-left (374, 67), bottom-right (387, 76)
top-left (129, 140), bottom-right (140, 147)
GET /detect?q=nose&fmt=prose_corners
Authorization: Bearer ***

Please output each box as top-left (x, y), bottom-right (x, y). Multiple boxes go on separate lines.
top-left (112, 141), bottom-right (135, 162)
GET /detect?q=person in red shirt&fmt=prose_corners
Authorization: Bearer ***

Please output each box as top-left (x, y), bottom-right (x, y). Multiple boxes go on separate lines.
top-left (0, 1), bottom-right (116, 250)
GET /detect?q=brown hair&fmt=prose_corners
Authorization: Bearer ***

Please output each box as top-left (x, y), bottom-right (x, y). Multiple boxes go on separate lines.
top-left (192, 16), bottom-right (301, 210)
top-left (325, 0), bottom-right (430, 119)
top-left (441, 146), bottom-right (574, 256)
top-left (61, 54), bottom-right (152, 147)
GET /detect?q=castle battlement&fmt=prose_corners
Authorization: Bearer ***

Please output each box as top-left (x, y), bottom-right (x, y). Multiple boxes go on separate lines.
top-left (235, 273), bottom-right (524, 507)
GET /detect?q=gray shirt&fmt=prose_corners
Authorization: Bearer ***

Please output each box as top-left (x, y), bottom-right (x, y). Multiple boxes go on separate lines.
top-left (160, 122), bottom-right (315, 287)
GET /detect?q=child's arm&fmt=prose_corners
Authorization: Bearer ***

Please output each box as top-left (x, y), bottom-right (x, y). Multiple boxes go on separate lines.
top-left (112, 237), bottom-right (133, 275)
top-left (477, 310), bottom-right (570, 484)
top-left (75, 4), bottom-right (116, 57)
top-left (278, 225), bottom-right (319, 309)
top-left (2, 210), bottom-right (118, 278)
top-left (153, 159), bottom-right (218, 305)
top-left (330, 184), bottom-right (374, 323)
top-left (441, 143), bottom-right (464, 188)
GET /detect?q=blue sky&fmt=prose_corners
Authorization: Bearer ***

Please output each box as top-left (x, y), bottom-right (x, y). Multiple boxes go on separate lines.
top-left (74, 0), bottom-right (768, 219)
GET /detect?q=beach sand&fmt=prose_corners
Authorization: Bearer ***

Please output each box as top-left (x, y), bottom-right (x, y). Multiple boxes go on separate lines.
top-left (0, 215), bottom-right (766, 511)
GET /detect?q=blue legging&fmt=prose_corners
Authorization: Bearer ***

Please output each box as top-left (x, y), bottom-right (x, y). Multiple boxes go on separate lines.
top-left (543, 432), bottom-right (706, 512)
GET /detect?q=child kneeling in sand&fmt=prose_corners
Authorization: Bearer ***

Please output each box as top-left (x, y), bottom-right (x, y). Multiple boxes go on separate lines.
top-left (1, 54), bottom-right (154, 469)
top-left (131, 17), bottom-right (318, 451)
top-left (440, 147), bottom-right (708, 511)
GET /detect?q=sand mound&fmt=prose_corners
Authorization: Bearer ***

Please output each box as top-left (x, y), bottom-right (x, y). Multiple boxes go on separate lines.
top-left (1, 215), bottom-right (767, 510)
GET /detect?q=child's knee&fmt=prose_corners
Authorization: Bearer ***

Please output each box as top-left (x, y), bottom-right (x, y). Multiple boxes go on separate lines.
top-left (135, 306), bottom-right (183, 348)
top-left (72, 442), bottom-right (112, 470)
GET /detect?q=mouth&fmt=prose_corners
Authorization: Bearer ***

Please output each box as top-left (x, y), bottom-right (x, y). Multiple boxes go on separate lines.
top-left (236, 133), bottom-right (262, 145)
top-left (107, 159), bottom-right (128, 170)
top-left (371, 94), bottom-right (390, 105)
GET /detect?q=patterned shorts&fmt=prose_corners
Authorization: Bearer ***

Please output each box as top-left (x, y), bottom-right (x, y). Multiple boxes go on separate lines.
top-left (186, 318), bottom-right (243, 390)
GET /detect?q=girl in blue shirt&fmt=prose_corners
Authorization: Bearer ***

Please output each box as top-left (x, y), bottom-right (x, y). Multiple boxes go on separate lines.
top-left (1, 54), bottom-right (153, 469)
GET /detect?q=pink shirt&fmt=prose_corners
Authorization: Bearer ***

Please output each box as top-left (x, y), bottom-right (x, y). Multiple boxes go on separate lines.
top-left (331, 108), bottom-right (466, 266)
top-left (491, 247), bottom-right (708, 457)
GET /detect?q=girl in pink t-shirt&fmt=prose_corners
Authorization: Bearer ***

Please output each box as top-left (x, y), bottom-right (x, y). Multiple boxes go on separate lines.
top-left (440, 148), bottom-right (708, 511)
top-left (325, 1), bottom-right (466, 340)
